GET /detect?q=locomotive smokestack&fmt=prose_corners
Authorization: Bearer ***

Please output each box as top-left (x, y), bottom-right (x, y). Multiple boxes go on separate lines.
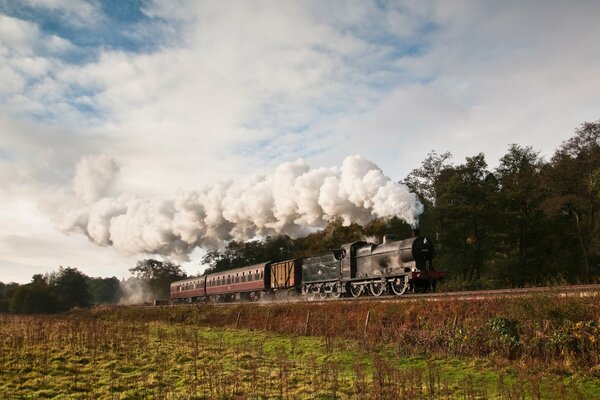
top-left (412, 228), bottom-right (420, 237)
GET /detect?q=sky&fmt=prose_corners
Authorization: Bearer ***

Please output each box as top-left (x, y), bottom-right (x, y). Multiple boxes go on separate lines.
top-left (1, 0), bottom-right (599, 284)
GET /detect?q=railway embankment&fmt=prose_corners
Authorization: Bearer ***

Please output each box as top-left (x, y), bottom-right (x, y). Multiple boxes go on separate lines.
top-left (88, 289), bottom-right (600, 374)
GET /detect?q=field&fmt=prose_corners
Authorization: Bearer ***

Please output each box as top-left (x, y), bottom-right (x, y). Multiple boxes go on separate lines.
top-left (1, 294), bottom-right (599, 399)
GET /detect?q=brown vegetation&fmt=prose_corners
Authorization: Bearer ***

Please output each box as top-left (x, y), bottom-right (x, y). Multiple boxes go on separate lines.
top-left (90, 294), bottom-right (600, 374)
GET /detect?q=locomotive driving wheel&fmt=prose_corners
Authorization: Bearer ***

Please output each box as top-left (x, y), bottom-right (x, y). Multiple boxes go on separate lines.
top-left (348, 283), bottom-right (363, 298)
top-left (330, 282), bottom-right (342, 299)
top-left (390, 275), bottom-right (409, 296)
top-left (369, 281), bottom-right (386, 297)
top-left (319, 284), bottom-right (329, 299)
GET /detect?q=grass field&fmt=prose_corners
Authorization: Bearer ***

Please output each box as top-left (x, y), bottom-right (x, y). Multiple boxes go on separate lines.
top-left (1, 294), bottom-right (599, 399)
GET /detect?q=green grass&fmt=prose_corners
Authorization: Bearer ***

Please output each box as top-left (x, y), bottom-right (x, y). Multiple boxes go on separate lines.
top-left (1, 315), bottom-right (599, 399)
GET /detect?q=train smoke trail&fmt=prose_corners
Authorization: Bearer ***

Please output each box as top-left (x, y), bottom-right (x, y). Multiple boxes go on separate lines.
top-left (61, 155), bottom-right (423, 259)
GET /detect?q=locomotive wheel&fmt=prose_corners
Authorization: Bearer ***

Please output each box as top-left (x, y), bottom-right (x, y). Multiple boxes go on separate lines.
top-left (349, 283), bottom-right (363, 298)
top-left (319, 284), bottom-right (329, 299)
top-left (390, 276), bottom-right (409, 296)
top-left (304, 284), bottom-right (315, 301)
top-left (330, 282), bottom-right (342, 299)
top-left (311, 284), bottom-right (322, 300)
top-left (369, 281), bottom-right (386, 297)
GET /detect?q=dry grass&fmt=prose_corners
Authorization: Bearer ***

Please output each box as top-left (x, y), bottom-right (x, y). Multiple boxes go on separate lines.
top-left (91, 294), bottom-right (600, 374)
top-left (2, 294), bottom-right (599, 398)
top-left (1, 314), bottom-right (598, 399)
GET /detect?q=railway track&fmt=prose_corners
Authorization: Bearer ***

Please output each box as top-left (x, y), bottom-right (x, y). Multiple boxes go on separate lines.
top-left (170, 283), bottom-right (600, 307)
top-left (316, 283), bottom-right (600, 305)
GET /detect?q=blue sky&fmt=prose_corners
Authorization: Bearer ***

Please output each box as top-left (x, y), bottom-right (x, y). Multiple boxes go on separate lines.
top-left (1, 0), bottom-right (599, 283)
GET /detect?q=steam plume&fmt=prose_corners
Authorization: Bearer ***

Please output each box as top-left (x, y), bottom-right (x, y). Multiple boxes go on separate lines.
top-left (62, 155), bottom-right (423, 259)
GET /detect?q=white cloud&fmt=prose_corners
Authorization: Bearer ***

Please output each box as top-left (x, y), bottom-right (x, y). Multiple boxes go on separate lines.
top-left (18, 0), bottom-right (101, 26)
top-left (0, 14), bottom-right (39, 55)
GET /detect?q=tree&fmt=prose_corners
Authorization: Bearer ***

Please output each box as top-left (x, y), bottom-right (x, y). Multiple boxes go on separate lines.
top-left (8, 276), bottom-right (57, 314)
top-left (48, 267), bottom-right (91, 310)
top-left (494, 144), bottom-right (549, 284)
top-left (87, 277), bottom-right (121, 305)
top-left (434, 153), bottom-right (499, 283)
top-left (203, 235), bottom-right (298, 274)
top-left (543, 121), bottom-right (600, 282)
top-left (0, 282), bottom-right (18, 313)
top-left (402, 150), bottom-right (453, 206)
top-left (129, 259), bottom-right (187, 299)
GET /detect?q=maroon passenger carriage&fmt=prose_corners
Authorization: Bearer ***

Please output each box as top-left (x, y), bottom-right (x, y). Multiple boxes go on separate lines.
top-left (170, 276), bottom-right (206, 303)
top-left (205, 262), bottom-right (270, 302)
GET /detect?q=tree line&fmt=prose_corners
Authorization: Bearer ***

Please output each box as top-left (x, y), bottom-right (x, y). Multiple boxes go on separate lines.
top-left (0, 260), bottom-right (186, 314)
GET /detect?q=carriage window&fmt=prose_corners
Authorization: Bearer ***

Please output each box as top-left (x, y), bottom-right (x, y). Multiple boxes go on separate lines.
top-left (260, 271), bottom-right (263, 279)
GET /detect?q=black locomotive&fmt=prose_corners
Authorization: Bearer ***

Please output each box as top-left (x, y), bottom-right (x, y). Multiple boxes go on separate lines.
top-left (170, 232), bottom-right (443, 303)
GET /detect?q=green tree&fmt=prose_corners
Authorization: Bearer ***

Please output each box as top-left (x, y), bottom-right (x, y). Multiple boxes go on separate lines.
top-left (87, 277), bottom-right (121, 305)
top-left (296, 218), bottom-right (366, 258)
top-left (8, 276), bottom-right (58, 314)
top-left (543, 121), bottom-right (600, 282)
top-left (203, 235), bottom-right (297, 274)
top-left (48, 267), bottom-right (91, 310)
top-left (129, 259), bottom-right (186, 299)
top-left (402, 150), bottom-right (453, 206)
top-left (494, 144), bottom-right (549, 285)
top-left (434, 153), bottom-right (499, 283)
top-left (0, 282), bottom-right (18, 313)
top-left (402, 151), bottom-right (454, 243)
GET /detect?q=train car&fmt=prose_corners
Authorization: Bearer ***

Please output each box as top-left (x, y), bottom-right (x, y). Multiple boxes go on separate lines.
top-left (170, 276), bottom-right (206, 303)
top-left (269, 258), bottom-right (302, 298)
top-left (205, 262), bottom-right (270, 301)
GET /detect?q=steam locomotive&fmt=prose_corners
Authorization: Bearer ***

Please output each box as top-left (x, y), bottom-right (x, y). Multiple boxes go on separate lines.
top-left (170, 232), bottom-right (444, 303)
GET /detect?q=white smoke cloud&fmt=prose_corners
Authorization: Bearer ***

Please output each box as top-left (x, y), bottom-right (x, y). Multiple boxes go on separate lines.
top-left (72, 154), bottom-right (119, 204)
top-left (62, 154), bottom-right (423, 259)
top-left (118, 278), bottom-right (153, 305)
